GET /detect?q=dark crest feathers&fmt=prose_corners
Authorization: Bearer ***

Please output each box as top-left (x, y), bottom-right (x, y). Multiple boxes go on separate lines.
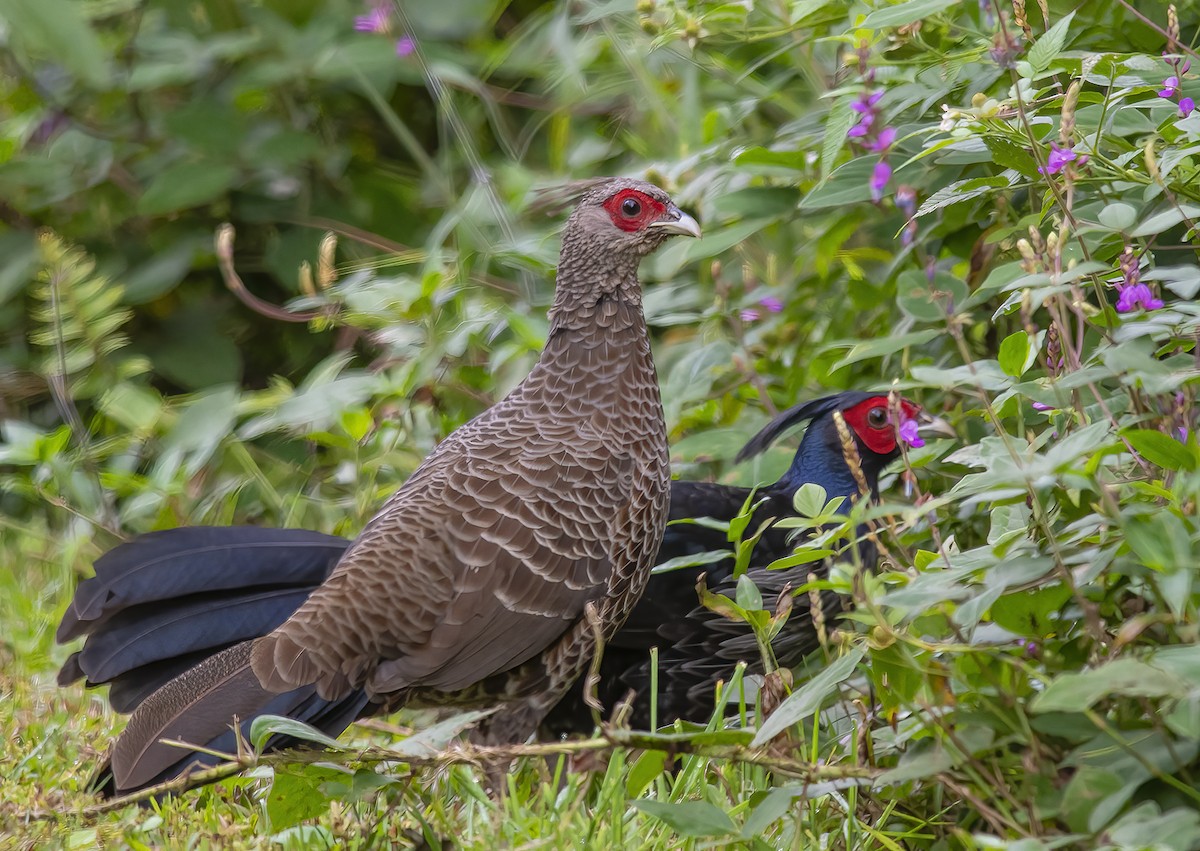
top-left (735, 390), bottom-right (880, 463)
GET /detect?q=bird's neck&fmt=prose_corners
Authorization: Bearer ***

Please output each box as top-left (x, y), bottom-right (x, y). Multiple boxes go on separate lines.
top-left (771, 422), bottom-right (878, 513)
top-left (548, 237), bottom-right (645, 333)
top-left (520, 257), bottom-right (658, 442)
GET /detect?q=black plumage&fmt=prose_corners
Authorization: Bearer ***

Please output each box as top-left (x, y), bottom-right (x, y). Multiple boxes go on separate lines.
top-left (542, 390), bottom-right (952, 733)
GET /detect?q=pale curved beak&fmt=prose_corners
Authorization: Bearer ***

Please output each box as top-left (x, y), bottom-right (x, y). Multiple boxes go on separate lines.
top-left (917, 410), bottom-right (956, 439)
top-left (649, 206), bottom-right (702, 239)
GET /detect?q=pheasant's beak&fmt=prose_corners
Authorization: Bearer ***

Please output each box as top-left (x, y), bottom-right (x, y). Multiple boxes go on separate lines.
top-left (649, 206), bottom-right (702, 239)
top-left (916, 410), bottom-right (956, 439)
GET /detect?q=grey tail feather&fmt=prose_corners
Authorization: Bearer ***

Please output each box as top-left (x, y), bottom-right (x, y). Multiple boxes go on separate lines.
top-left (111, 640), bottom-right (276, 794)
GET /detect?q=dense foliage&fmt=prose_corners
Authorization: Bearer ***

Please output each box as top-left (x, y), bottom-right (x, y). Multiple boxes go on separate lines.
top-left (3, 0), bottom-right (1200, 847)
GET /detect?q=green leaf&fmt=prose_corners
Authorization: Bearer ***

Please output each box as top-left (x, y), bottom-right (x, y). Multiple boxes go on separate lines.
top-left (1124, 513), bottom-right (1193, 573)
top-left (0, 0), bottom-right (111, 88)
top-left (984, 137), bottom-right (1039, 176)
top-left (1027, 11), bottom-right (1077, 73)
top-left (1030, 658), bottom-right (1187, 713)
top-left (652, 548), bottom-right (733, 575)
top-left (876, 747), bottom-right (955, 785)
top-left (792, 483), bottom-right (829, 518)
top-left (860, 0), bottom-right (959, 29)
top-left (820, 98), bottom-right (856, 180)
top-left (625, 750), bottom-right (668, 797)
top-left (800, 159), bottom-right (879, 210)
top-left (752, 648), bottom-right (864, 745)
top-left (1060, 766), bottom-right (1127, 834)
top-left (137, 162), bottom-right (239, 216)
top-left (251, 715), bottom-right (346, 752)
top-left (828, 329), bottom-right (941, 370)
top-left (1098, 202), bottom-right (1138, 232)
top-left (266, 764), bottom-right (349, 830)
top-left (915, 175), bottom-right (1015, 218)
top-left (386, 710), bottom-right (493, 758)
top-left (98, 383), bottom-right (162, 433)
top-left (736, 574), bottom-right (763, 611)
top-left (990, 584), bottom-right (1071, 637)
top-left (1131, 205), bottom-right (1200, 238)
top-left (732, 147), bottom-right (808, 170)
top-left (1120, 428), bottom-right (1197, 471)
top-left (632, 800), bottom-right (736, 837)
top-left (998, 330), bottom-right (1031, 377)
top-left (896, 270), bottom-right (969, 323)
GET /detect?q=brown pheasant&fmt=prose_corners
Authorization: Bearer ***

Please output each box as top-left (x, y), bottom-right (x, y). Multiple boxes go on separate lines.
top-left (103, 178), bottom-right (700, 795)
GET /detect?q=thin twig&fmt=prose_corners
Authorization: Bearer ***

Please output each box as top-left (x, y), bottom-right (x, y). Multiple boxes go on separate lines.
top-left (25, 732), bottom-right (879, 823)
top-left (214, 224), bottom-right (323, 324)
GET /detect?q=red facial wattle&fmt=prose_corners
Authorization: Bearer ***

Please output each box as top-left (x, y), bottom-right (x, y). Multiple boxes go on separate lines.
top-left (841, 396), bottom-right (923, 456)
top-left (602, 189), bottom-right (668, 233)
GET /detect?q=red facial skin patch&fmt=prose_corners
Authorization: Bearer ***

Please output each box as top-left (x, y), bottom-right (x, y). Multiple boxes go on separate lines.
top-left (841, 396), bottom-right (922, 454)
top-left (602, 189), bottom-right (669, 232)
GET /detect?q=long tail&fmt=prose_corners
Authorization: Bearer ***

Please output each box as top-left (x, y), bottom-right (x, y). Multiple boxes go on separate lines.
top-left (103, 640), bottom-right (373, 797)
top-left (57, 527), bottom-right (349, 712)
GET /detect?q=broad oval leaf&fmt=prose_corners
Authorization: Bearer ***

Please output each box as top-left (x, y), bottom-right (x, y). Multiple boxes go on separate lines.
top-left (632, 800), bottom-right (737, 838)
top-left (1120, 428), bottom-right (1197, 472)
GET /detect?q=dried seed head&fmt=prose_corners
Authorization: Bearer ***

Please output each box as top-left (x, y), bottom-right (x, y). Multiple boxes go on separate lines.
top-left (1168, 5), bottom-right (1180, 52)
top-left (1017, 238), bottom-right (1038, 272)
top-left (1028, 226), bottom-right (1046, 254)
top-left (1145, 138), bottom-right (1161, 182)
top-left (318, 232), bottom-right (337, 290)
top-left (1046, 322), bottom-right (1062, 377)
top-left (832, 410), bottom-right (870, 498)
top-left (808, 573), bottom-right (828, 648)
top-left (298, 261), bottom-right (316, 297)
top-left (1012, 0), bottom-right (1032, 38)
top-left (1120, 245), bottom-right (1141, 288)
top-left (1060, 80), bottom-right (1081, 144)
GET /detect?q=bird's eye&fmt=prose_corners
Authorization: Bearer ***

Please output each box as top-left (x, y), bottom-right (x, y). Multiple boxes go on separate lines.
top-left (867, 407), bottom-right (888, 428)
top-left (621, 197), bottom-right (642, 217)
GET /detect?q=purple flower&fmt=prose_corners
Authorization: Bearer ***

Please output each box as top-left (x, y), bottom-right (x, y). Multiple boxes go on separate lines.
top-left (898, 419), bottom-right (924, 448)
top-left (851, 90), bottom-right (884, 113)
top-left (1177, 426), bottom-right (1189, 442)
top-left (1038, 142), bottom-right (1080, 176)
top-left (1159, 76), bottom-right (1181, 98)
top-left (1032, 401), bottom-right (1053, 411)
top-left (866, 126), bottom-right (897, 153)
top-left (1116, 282), bottom-right (1164, 313)
top-left (759, 296), bottom-right (784, 313)
top-left (396, 34), bottom-right (415, 56)
top-left (1115, 247), bottom-right (1164, 312)
top-left (895, 186), bottom-right (918, 245)
top-left (870, 160), bottom-right (892, 202)
top-left (1181, 97), bottom-right (1195, 117)
top-left (355, 4), bottom-right (388, 33)
top-left (740, 308), bottom-right (760, 322)
top-left (847, 116), bottom-right (873, 139)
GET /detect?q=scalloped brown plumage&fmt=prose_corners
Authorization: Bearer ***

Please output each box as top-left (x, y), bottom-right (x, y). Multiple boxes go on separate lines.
top-left (105, 178), bottom-right (700, 795)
